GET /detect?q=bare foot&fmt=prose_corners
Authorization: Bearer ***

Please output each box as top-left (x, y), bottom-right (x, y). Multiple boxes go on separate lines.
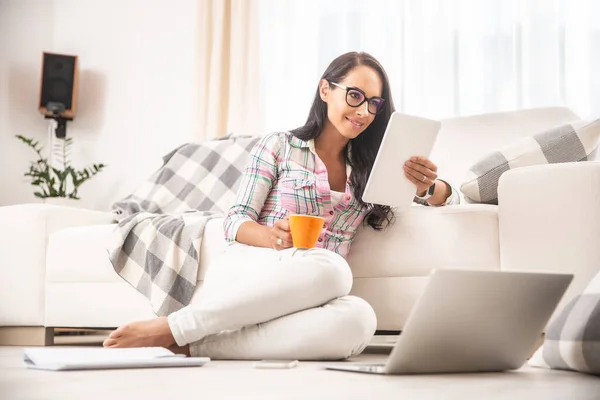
top-left (103, 317), bottom-right (176, 349)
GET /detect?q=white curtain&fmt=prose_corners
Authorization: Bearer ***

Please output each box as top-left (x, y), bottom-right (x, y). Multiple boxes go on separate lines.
top-left (198, 0), bottom-right (261, 140)
top-left (258, 0), bottom-right (600, 134)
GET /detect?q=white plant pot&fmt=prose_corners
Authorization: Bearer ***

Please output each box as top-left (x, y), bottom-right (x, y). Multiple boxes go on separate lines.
top-left (43, 197), bottom-right (81, 209)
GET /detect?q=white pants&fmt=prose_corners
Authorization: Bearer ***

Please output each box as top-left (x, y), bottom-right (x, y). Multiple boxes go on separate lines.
top-left (167, 244), bottom-right (377, 360)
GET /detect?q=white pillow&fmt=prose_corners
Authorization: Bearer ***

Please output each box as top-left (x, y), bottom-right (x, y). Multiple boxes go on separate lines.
top-left (460, 119), bottom-right (600, 204)
top-left (528, 268), bottom-right (600, 376)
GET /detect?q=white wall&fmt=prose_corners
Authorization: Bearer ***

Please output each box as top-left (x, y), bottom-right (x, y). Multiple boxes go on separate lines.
top-left (0, 0), bottom-right (200, 210)
top-left (0, 0), bottom-right (55, 206)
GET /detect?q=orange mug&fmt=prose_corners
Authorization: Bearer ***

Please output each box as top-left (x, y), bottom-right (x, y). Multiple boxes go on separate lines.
top-left (289, 214), bottom-right (325, 249)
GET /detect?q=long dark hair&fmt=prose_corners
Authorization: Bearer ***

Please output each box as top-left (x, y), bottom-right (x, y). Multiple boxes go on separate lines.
top-left (291, 52), bottom-right (395, 230)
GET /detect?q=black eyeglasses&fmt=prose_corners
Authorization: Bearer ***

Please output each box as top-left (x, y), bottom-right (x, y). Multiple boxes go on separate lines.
top-left (329, 81), bottom-right (386, 115)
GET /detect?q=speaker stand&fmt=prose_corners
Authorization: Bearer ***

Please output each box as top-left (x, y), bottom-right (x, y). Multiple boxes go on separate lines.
top-left (44, 115), bottom-right (68, 138)
top-left (45, 119), bottom-right (67, 170)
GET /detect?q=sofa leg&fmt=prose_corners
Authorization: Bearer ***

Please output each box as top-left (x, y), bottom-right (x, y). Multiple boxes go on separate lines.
top-left (0, 327), bottom-right (54, 346)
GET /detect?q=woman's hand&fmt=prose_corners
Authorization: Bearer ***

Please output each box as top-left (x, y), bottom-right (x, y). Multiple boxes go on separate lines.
top-left (403, 156), bottom-right (438, 195)
top-left (271, 216), bottom-right (294, 250)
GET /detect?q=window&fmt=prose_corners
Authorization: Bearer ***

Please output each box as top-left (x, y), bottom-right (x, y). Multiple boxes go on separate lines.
top-left (258, 0), bottom-right (600, 133)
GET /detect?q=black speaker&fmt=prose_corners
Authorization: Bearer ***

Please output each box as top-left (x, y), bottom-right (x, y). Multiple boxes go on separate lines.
top-left (39, 52), bottom-right (79, 119)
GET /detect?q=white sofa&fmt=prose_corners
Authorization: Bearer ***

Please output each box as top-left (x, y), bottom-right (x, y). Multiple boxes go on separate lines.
top-left (1, 107), bottom-right (599, 346)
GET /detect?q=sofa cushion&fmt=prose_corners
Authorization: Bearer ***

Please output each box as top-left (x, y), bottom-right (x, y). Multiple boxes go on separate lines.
top-left (528, 268), bottom-right (600, 376)
top-left (44, 204), bottom-right (501, 330)
top-left (460, 119), bottom-right (600, 204)
top-left (45, 219), bottom-right (227, 284)
top-left (348, 204), bottom-right (500, 278)
top-left (431, 107), bottom-right (580, 189)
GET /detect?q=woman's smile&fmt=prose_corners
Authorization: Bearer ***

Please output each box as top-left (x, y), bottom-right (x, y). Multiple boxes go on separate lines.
top-left (345, 116), bottom-right (365, 129)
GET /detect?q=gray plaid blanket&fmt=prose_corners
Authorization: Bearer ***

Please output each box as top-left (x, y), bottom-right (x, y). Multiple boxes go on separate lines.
top-left (107, 135), bottom-right (260, 316)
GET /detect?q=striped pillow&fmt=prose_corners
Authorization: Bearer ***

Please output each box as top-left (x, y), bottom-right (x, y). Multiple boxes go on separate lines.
top-left (528, 269), bottom-right (600, 376)
top-left (460, 119), bottom-right (600, 204)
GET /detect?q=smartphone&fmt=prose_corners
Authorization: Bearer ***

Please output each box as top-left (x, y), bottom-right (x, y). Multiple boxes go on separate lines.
top-left (252, 360), bottom-right (299, 369)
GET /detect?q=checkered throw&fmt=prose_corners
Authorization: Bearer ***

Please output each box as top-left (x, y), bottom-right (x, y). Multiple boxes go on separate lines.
top-left (107, 135), bottom-right (260, 316)
top-left (529, 269), bottom-right (600, 376)
top-left (461, 119), bottom-right (600, 204)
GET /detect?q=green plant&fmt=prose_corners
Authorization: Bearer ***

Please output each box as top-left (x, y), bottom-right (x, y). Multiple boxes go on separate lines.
top-left (16, 135), bottom-right (106, 199)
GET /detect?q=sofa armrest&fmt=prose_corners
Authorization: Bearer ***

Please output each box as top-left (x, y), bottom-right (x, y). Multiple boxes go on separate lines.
top-left (0, 204), bottom-right (114, 326)
top-left (497, 162), bottom-right (600, 322)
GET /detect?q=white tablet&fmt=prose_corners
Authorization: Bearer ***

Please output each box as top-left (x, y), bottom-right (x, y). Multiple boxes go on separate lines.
top-left (362, 112), bottom-right (441, 211)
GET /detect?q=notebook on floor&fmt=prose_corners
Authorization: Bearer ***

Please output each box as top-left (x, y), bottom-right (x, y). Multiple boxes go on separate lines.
top-left (23, 347), bottom-right (210, 371)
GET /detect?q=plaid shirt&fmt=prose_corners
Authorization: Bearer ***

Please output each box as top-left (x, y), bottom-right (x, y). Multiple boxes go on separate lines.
top-left (224, 131), bottom-right (459, 258)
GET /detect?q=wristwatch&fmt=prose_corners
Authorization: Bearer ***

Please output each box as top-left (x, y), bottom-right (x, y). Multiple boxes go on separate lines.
top-left (416, 182), bottom-right (436, 200)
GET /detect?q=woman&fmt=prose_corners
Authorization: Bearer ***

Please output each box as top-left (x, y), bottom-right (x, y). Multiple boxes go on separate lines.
top-left (103, 52), bottom-right (457, 360)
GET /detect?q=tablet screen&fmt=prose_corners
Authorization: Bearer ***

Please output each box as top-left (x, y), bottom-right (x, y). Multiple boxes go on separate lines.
top-left (362, 112), bottom-right (441, 210)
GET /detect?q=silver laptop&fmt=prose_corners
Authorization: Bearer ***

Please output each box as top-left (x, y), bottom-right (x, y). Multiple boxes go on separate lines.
top-left (362, 112), bottom-right (440, 212)
top-left (326, 269), bottom-right (572, 374)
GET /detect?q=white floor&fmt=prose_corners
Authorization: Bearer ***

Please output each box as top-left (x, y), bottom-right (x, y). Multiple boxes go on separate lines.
top-left (1, 336), bottom-right (599, 400)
